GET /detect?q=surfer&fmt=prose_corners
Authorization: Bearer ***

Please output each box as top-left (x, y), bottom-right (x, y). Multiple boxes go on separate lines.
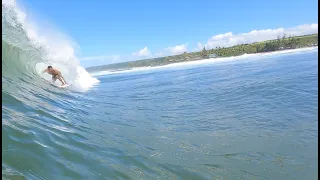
top-left (42, 66), bottom-right (67, 86)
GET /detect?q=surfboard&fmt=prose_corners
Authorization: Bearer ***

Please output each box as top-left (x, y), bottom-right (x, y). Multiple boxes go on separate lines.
top-left (41, 77), bottom-right (71, 89)
top-left (59, 84), bottom-right (71, 88)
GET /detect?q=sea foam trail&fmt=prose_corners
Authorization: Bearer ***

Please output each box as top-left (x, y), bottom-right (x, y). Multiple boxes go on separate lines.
top-left (90, 46), bottom-right (318, 77)
top-left (2, 0), bottom-right (99, 92)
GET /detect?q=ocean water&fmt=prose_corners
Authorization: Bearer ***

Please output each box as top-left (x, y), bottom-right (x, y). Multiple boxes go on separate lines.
top-left (2, 1), bottom-right (318, 180)
top-left (3, 45), bottom-right (319, 179)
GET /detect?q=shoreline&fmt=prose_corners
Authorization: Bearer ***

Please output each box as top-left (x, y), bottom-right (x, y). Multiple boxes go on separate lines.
top-left (87, 34), bottom-right (318, 73)
top-left (90, 46), bottom-right (318, 76)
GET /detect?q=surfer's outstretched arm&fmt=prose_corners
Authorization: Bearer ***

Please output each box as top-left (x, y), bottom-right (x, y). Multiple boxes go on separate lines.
top-left (42, 69), bottom-right (48, 74)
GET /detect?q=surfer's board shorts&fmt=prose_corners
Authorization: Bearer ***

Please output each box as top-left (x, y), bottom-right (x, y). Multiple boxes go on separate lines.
top-left (52, 73), bottom-right (62, 79)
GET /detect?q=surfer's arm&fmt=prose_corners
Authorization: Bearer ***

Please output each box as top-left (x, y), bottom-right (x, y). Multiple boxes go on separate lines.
top-left (41, 69), bottom-right (48, 74)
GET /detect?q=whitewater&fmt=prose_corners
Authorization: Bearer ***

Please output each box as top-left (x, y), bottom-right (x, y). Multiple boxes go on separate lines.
top-left (2, 0), bottom-right (318, 179)
top-left (2, 0), bottom-right (99, 92)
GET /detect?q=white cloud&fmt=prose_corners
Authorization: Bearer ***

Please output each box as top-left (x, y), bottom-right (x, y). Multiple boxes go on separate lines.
top-left (80, 55), bottom-right (120, 62)
top-left (197, 42), bottom-right (204, 50)
top-left (154, 52), bottom-right (164, 57)
top-left (132, 46), bottom-right (151, 57)
top-left (164, 43), bottom-right (188, 55)
top-left (79, 55), bottom-right (121, 67)
top-left (200, 23), bottom-right (318, 50)
top-left (81, 23), bottom-right (317, 67)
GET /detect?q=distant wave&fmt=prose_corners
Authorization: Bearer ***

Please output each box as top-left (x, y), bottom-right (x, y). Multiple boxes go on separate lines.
top-left (2, 0), bottom-right (99, 92)
top-left (90, 46), bottom-right (318, 77)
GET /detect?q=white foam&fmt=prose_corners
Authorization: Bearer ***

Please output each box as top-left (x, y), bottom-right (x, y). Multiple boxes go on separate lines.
top-left (3, 0), bottom-right (99, 92)
top-left (91, 46), bottom-right (318, 77)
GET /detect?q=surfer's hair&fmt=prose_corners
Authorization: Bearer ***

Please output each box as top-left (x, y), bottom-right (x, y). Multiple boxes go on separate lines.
top-left (47, 66), bottom-right (52, 69)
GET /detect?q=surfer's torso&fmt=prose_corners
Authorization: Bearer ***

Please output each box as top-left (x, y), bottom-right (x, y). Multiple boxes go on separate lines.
top-left (48, 68), bottom-right (61, 76)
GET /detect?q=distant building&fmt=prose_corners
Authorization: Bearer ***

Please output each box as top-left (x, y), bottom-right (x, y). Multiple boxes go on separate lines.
top-left (208, 53), bottom-right (217, 58)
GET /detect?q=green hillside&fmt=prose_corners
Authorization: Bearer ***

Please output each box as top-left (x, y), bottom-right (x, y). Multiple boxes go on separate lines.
top-left (87, 34), bottom-right (318, 72)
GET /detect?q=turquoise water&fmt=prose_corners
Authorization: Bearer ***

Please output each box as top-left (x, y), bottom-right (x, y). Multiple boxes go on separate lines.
top-left (2, 46), bottom-right (318, 179)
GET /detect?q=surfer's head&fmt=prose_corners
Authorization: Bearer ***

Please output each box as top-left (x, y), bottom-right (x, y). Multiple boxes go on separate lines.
top-left (47, 65), bottom-right (53, 72)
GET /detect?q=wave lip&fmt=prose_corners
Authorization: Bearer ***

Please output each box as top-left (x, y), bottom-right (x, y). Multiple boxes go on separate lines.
top-left (2, 0), bottom-right (99, 92)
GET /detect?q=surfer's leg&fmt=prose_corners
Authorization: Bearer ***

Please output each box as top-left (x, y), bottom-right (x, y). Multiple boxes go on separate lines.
top-left (56, 75), bottom-right (65, 85)
top-left (52, 76), bottom-right (57, 83)
top-left (57, 73), bottom-right (67, 84)
top-left (60, 75), bottom-right (67, 84)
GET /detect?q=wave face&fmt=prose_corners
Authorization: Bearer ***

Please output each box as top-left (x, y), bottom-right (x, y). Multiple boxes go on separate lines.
top-left (2, 0), bottom-right (99, 92)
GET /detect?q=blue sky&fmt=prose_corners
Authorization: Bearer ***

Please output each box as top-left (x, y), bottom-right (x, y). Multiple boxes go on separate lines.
top-left (21, 0), bottom-right (318, 67)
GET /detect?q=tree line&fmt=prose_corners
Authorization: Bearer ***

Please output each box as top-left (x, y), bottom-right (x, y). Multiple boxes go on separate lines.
top-left (87, 34), bottom-right (318, 72)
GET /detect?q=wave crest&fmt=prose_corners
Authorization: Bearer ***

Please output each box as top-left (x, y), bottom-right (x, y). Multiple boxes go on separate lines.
top-left (2, 0), bottom-right (99, 92)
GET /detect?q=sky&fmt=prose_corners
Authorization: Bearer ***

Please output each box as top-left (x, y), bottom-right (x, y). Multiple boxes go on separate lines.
top-left (20, 0), bottom-right (318, 67)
